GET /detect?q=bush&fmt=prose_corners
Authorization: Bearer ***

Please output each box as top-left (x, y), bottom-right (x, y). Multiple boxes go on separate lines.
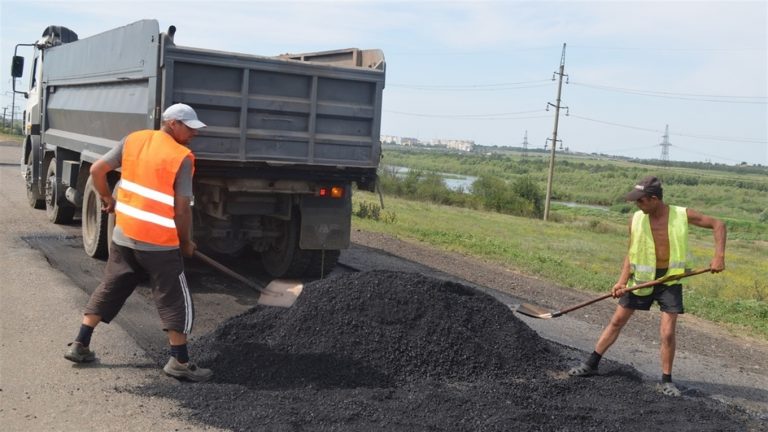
top-left (353, 201), bottom-right (396, 224)
top-left (471, 174), bottom-right (542, 218)
top-left (759, 209), bottom-right (768, 223)
top-left (512, 176), bottom-right (544, 217)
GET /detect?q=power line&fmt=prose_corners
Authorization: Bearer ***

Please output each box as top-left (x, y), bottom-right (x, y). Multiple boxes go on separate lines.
top-left (569, 114), bottom-right (659, 133)
top-left (570, 81), bottom-right (767, 104)
top-left (594, 144), bottom-right (660, 154)
top-left (670, 145), bottom-right (746, 164)
top-left (589, 143), bottom-right (746, 164)
top-left (568, 45), bottom-right (763, 53)
top-left (389, 80), bottom-right (552, 91)
top-left (385, 109), bottom-right (548, 120)
top-left (568, 114), bottom-right (767, 144)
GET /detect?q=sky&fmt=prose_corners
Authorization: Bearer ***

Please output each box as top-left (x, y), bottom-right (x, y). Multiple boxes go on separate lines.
top-left (1, 0), bottom-right (766, 165)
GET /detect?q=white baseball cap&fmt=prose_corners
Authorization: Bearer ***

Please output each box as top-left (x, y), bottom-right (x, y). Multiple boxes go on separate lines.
top-left (162, 103), bottom-right (206, 129)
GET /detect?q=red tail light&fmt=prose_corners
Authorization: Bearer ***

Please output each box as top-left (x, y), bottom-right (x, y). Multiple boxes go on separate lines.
top-left (318, 186), bottom-right (345, 198)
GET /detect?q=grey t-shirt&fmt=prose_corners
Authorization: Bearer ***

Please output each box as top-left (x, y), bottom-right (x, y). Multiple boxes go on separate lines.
top-left (102, 137), bottom-right (193, 251)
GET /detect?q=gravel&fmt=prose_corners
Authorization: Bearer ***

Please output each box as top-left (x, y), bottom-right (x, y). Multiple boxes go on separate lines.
top-left (134, 270), bottom-right (763, 431)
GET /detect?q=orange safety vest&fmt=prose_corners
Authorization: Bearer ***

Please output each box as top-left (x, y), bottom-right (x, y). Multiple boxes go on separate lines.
top-left (115, 130), bottom-right (194, 247)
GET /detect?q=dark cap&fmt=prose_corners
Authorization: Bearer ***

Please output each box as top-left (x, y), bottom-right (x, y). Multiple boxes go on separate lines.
top-left (625, 175), bottom-right (663, 201)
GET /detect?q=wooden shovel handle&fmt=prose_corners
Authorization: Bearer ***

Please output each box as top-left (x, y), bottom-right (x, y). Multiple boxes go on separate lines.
top-left (193, 250), bottom-right (266, 294)
top-left (552, 268), bottom-right (711, 318)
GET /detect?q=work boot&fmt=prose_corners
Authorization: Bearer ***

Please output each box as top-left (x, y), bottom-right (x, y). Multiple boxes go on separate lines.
top-left (64, 342), bottom-right (96, 363)
top-left (163, 357), bottom-right (213, 382)
top-left (658, 382), bottom-right (682, 397)
top-left (568, 362), bottom-right (597, 377)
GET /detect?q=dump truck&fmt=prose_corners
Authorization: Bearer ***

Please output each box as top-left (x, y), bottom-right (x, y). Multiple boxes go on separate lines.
top-left (11, 19), bottom-right (385, 278)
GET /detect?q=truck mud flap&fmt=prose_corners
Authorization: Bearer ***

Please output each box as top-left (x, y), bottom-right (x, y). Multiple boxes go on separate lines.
top-left (298, 194), bottom-right (351, 250)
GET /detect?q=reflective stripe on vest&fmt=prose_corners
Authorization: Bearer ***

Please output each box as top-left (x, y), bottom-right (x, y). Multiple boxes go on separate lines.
top-left (115, 130), bottom-right (193, 247)
top-left (629, 205), bottom-right (689, 296)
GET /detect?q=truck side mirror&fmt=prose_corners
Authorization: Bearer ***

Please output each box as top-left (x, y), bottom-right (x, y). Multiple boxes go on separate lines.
top-left (11, 56), bottom-right (24, 78)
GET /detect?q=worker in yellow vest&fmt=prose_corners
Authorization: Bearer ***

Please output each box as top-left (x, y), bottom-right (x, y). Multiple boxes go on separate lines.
top-left (568, 175), bottom-right (726, 397)
top-left (65, 103), bottom-right (212, 382)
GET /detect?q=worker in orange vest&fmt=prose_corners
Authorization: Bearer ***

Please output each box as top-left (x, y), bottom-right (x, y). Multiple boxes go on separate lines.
top-left (65, 103), bottom-right (211, 382)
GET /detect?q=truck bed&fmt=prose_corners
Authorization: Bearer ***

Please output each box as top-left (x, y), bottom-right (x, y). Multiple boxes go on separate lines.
top-left (42, 19), bottom-right (385, 179)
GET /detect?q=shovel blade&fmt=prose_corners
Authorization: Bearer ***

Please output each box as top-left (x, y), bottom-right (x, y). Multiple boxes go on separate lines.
top-left (258, 279), bottom-right (303, 308)
top-left (515, 303), bottom-right (554, 319)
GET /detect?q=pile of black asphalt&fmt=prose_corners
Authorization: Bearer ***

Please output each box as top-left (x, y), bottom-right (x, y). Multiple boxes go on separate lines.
top-left (133, 270), bottom-right (762, 431)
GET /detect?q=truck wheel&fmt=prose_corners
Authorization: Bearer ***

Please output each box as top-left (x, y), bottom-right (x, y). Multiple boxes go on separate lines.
top-left (24, 151), bottom-right (44, 209)
top-left (82, 175), bottom-right (109, 258)
top-left (260, 217), bottom-right (312, 278)
top-left (44, 157), bottom-right (75, 224)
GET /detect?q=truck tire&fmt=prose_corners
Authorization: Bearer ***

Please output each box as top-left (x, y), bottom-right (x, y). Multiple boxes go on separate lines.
top-left (260, 217), bottom-right (312, 278)
top-left (24, 151), bottom-right (44, 209)
top-left (82, 175), bottom-right (109, 258)
top-left (44, 157), bottom-right (75, 224)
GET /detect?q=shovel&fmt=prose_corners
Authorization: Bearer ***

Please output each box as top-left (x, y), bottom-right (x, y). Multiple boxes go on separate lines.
top-left (516, 268), bottom-right (711, 319)
top-left (193, 250), bottom-right (302, 308)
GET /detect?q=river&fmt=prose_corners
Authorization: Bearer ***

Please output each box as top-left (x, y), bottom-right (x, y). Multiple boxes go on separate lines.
top-left (382, 165), bottom-right (608, 211)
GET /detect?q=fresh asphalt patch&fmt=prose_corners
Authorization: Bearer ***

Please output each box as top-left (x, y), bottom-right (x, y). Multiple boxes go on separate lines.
top-left (134, 270), bottom-right (764, 431)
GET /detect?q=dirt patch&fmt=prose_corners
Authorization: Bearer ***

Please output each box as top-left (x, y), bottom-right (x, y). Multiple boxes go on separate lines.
top-left (135, 271), bottom-right (762, 431)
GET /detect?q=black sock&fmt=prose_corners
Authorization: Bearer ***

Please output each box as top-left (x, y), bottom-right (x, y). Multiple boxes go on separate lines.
top-left (662, 373), bottom-right (672, 383)
top-left (171, 344), bottom-right (189, 363)
top-left (75, 324), bottom-right (95, 347)
top-left (586, 351), bottom-right (602, 369)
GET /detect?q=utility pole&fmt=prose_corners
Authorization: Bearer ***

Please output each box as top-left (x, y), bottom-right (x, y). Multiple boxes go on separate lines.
top-left (522, 130), bottom-right (528, 158)
top-left (660, 124), bottom-right (671, 163)
top-left (543, 43), bottom-right (568, 222)
top-left (2, 107), bottom-right (7, 128)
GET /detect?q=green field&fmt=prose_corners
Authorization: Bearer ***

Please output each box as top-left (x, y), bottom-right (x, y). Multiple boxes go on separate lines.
top-left (356, 147), bottom-right (768, 339)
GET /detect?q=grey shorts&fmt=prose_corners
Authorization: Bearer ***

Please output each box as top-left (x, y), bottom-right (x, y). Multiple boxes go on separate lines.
top-left (84, 242), bottom-right (194, 334)
top-left (619, 284), bottom-right (684, 314)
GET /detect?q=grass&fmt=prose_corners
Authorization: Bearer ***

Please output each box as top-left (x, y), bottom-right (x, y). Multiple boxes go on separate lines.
top-left (352, 191), bottom-right (768, 341)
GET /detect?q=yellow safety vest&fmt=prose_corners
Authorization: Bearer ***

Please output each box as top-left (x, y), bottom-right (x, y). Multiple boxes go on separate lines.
top-left (628, 205), bottom-right (689, 296)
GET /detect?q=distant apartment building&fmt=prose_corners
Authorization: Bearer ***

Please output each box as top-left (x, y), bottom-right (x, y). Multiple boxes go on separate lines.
top-left (380, 135), bottom-right (474, 152)
top-left (380, 134), bottom-right (401, 145)
top-left (431, 138), bottom-right (475, 152)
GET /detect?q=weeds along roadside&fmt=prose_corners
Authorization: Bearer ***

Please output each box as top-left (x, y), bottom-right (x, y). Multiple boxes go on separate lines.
top-left (352, 191), bottom-right (768, 341)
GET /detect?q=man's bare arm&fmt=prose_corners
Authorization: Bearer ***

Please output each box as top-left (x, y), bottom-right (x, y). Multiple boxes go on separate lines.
top-left (612, 215), bottom-right (634, 297)
top-left (89, 159), bottom-right (117, 213)
top-left (687, 208), bottom-right (726, 272)
top-left (174, 195), bottom-right (196, 257)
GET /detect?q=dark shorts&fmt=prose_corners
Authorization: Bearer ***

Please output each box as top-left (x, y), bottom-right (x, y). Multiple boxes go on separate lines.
top-left (84, 242), bottom-right (194, 333)
top-left (619, 284), bottom-right (684, 313)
